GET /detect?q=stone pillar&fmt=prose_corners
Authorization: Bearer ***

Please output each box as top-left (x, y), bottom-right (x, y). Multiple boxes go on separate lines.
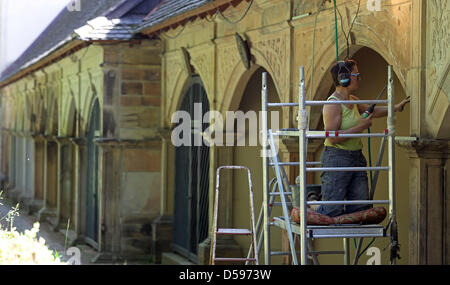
top-left (54, 136), bottom-right (73, 231)
top-left (18, 133), bottom-right (35, 213)
top-left (92, 139), bottom-right (121, 262)
top-left (8, 132), bottom-right (26, 203)
top-left (37, 136), bottom-right (58, 223)
top-left (0, 129), bottom-right (11, 191)
top-left (28, 134), bottom-right (45, 215)
top-left (397, 139), bottom-right (450, 264)
top-left (68, 137), bottom-right (87, 245)
top-left (92, 138), bottom-right (161, 262)
top-left (151, 129), bottom-right (173, 263)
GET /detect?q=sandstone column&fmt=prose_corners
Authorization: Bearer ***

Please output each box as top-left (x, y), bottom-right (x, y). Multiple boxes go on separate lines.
top-left (398, 139), bottom-right (450, 264)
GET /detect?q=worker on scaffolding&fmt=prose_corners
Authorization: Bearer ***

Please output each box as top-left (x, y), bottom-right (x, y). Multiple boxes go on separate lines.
top-left (316, 59), bottom-right (410, 217)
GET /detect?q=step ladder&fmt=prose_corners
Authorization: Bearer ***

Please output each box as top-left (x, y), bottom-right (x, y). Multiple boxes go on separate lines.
top-left (259, 65), bottom-right (399, 265)
top-left (246, 146), bottom-right (320, 265)
top-left (210, 166), bottom-right (259, 265)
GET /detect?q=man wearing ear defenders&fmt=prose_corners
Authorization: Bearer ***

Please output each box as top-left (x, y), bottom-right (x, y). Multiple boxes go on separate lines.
top-left (317, 59), bottom-right (410, 217)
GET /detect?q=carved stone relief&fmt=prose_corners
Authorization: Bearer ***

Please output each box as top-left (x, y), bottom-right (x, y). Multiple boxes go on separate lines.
top-left (216, 39), bottom-right (242, 110)
top-left (189, 43), bottom-right (215, 102)
top-left (164, 50), bottom-right (185, 121)
top-left (251, 31), bottom-right (289, 102)
top-left (426, 0), bottom-right (450, 137)
top-left (429, 0), bottom-right (450, 72)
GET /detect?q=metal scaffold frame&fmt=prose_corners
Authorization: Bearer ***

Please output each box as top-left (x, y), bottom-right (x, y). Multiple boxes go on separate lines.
top-left (259, 65), bottom-right (398, 265)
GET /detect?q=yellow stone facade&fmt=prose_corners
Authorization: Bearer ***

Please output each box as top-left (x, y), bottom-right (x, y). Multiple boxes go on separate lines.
top-left (0, 0), bottom-right (449, 265)
top-left (154, 0), bottom-right (449, 265)
top-left (1, 40), bottom-right (163, 261)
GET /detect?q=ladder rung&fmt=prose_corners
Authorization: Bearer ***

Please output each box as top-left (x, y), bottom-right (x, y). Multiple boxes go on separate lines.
top-left (307, 166), bottom-right (390, 172)
top-left (271, 202), bottom-right (293, 206)
top-left (307, 132), bottom-right (389, 139)
top-left (214, 257), bottom-right (257, 262)
top-left (270, 251), bottom-right (300, 256)
top-left (307, 200), bottom-right (389, 206)
top-left (267, 102), bottom-right (298, 107)
top-left (269, 162), bottom-right (321, 166)
top-left (217, 228), bottom-right (252, 235)
top-left (306, 100), bottom-right (389, 106)
top-left (273, 130), bottom-right (299, 137)
top-left (269, 192), bottom-right (292, 196)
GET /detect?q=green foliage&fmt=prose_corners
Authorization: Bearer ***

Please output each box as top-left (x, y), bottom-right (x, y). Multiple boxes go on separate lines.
top-left (0, 192), bottom-right (66, 265)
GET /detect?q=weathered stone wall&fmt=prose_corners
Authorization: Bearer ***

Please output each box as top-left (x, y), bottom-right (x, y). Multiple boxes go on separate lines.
top-left (0, 39), bottom-right (163, 261)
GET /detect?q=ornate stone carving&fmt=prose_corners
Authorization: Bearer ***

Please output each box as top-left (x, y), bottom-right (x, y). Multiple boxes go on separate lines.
top-left (217, 41), bottom-right (242, 102)
top-left (428, 0), bottom-right (450, 93)
top-left (164, 51), bottom-right (184, 116)
top-left (429, 0), bottom-right (450, 69)
top-left (396, 138), bottom-right (450, 159)
top-left (189, 43), bottom-right (215, 98)
top-left (252, 32), bottom-right (289, 101)
top-left (426, 0), bottom-right (450, 137)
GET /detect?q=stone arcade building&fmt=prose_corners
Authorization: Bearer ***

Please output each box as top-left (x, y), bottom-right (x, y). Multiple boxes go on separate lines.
top-left (0, 0), bottom-right (449, 265)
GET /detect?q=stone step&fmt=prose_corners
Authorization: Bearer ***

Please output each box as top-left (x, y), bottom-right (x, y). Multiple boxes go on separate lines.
top-left (121, 236), bottom-right (152, 254)
top-left (121, 223), bottom-right (152, 237)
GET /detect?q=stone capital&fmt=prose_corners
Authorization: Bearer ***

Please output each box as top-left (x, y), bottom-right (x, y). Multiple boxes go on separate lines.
top-left (44, 135), bottom-right (58, 143)
top-left (30, 133), bottom-right (46, 142)
top-left (157, 128), bottom-right (172, 141)
top-left (70, 137), bottom-right (87, 147)
top-left (93, 137), bottom-right (162, 149)
top-left (396, 137), bottom-right (450, 159)
top-left (54, 136), bottom-right (74, 145)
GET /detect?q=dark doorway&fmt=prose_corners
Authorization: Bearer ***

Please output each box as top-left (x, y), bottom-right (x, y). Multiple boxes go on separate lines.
top-left (173, 77), bottom-right (210, 262)
top-left (85, 99), bottom-right (100, 246)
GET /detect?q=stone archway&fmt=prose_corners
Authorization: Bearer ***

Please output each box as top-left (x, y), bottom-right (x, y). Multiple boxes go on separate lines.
top-left (38, 96), bottom-right (59, 223)
top-left (84, 98), bottom-right (101, 247)
top-left (223, 65), bottom-right (284, 264)
top-left (172, 76), bottom-right (211, 262)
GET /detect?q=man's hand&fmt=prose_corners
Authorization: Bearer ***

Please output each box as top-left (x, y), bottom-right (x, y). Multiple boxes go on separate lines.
top-left (395, 96), bottom-right (411, 112)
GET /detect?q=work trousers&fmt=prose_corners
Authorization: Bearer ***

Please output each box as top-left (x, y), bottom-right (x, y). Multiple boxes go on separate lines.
top-left (317, 146), bottom-right (370, 217)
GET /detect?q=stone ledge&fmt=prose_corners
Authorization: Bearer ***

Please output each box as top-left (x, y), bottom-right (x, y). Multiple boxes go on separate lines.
top-left (161, 252), bottom-right (195, 265)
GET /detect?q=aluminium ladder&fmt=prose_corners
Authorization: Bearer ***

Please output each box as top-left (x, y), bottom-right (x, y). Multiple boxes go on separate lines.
top-left (260, 65), bottom-right (399, 265)
top-left (210, 166), bottom-right (259, 265)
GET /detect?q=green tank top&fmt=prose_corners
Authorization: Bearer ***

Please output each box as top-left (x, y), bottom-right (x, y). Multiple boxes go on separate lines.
top-left (323, 94), bottom-right (363, 151)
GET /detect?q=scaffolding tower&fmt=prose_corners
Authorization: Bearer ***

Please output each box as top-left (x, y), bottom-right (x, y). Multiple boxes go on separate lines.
top-left (259, 65), bottom-right (398, 265)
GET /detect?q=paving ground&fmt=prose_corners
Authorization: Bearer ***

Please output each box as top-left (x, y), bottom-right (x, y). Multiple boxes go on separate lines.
top-left (0, 201), bottom-right (99, 265)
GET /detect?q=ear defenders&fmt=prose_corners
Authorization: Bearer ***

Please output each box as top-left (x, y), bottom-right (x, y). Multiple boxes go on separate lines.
top-left (337, 61), bottom-right (352, 87)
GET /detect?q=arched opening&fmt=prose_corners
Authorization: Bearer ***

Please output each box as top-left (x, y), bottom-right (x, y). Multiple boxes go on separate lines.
top-left (230, 66), bottom-right (284, 264)
top-left (172, 76), bottom-right (210, 262)
top-left (59, 99), bottom-right (77, 232)
top-left (45, 99), bottom-right (58, 211)
top-left (32, 91), bottom-right (47, 207)
top-left (310, 47), bottom-right (411, 265)
top-left (85, 98), bottom-right (100, 246)
top-left (13, 103), bottom-right (25, 199)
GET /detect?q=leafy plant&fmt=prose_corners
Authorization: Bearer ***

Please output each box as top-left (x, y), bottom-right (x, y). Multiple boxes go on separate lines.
top-left (0, 192), bottom-right (66, 265)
